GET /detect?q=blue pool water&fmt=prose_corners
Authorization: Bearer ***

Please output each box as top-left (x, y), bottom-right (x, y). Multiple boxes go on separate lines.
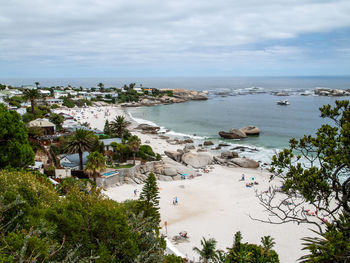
top-left (102, 171), bottom-right (119, 176)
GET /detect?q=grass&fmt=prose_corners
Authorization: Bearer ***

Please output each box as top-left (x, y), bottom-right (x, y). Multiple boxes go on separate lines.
top-left (108, 164), bottom-right (134, 169)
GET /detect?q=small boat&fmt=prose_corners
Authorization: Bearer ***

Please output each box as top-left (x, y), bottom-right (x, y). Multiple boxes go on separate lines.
top-left (277, 100), bottom-right (290, 105)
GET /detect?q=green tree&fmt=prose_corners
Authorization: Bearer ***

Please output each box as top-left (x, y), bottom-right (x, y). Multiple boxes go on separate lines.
top-left (63, 129), bottom-right (95, 170)
top-left (254, 100), bottom-right (350, 261)
top-left (0, 104), bottom-right (34, 168)
top-left (128, 135), bottom-right (141, 165)
top-left (192, 237), bottom-right (218, 263)
top-left (110, 142), bottom-right (131, 162)
top-left (104, 120), bottom-right (112, 135)
top-left (138, 172), bottom-right (161, 226)
top-left (85, 151), bottom-right (106, 183)
top-left (35, 81), bottom-right (40, 88)
top-left (23, 89), bottom-right (40, 114)
top-left (226, 232), bottom-right (280, 263)
top-left (110, 115), bottom-right (131, 138)
top-left (49, 113), bottom-right (64, 130)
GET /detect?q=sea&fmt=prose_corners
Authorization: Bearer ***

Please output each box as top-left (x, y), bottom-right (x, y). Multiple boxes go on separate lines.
top-left (3, 76), bottom-right (350, 164)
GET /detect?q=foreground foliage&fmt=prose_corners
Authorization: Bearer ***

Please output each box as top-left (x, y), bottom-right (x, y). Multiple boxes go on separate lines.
top-left (0, 170), bottom-right (165, 262)
top-left (255, 100), bottom-right (350, 261)
top-left (0, 104), bottom-right (34, 168)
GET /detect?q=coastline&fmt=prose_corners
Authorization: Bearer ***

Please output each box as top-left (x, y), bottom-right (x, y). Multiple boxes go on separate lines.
top-left (55, 104), bottom-right (313, 262)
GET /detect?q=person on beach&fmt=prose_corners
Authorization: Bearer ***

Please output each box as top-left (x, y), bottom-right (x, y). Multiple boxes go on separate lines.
top-left (240, 174), bottom-right (245, 181)
top-left (134, 189), bottom-right (137, 196)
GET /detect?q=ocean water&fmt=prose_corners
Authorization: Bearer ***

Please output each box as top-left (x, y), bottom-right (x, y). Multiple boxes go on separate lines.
top-left (3, 76), bottom-right (350, 163)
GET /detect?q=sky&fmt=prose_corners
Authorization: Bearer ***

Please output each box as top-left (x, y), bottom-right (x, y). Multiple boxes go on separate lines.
top-left (0, 0), bottom-right (350, 78)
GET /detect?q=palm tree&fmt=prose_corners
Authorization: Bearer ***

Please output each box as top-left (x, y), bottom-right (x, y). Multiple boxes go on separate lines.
top-left (85, 151), bottom-right (106, 183)
top-left (109, 115), bottom-right (131, 138)
top-left (193, 237), bottom-right (218, 263)
top-left (128, 135), bottom-right (141, 165)
top-left (261, 235), bottom-right (275, 255)
top-left (97, 82), bottom-right (104, 92)
top-left (63, 129), bottom-right (95, 170)
top-left (35, 81), bottom-right (40, 88)
top-left (23, 89), bottom-right (40, 114)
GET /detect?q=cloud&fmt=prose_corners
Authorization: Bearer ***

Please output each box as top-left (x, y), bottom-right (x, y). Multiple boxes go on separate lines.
top-left (0, 0), bottom-right (349, 76)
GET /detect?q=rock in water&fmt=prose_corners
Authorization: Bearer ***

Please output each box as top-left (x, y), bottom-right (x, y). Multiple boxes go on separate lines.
top-left (181, 152), bottom-right (213, 168)
top-left (229, 129), bottom-right (248, 138)
top-left (240, 126), bottom-right (260, 135)
top-left (203, 140), bottom-right (214, 146)
top-left (231, 158), bottom-right (259, 168)
top-left (219, 131), bottom-right (246, 139)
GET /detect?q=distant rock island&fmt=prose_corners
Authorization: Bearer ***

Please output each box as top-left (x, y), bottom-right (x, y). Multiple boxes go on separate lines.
top-left (121, 89), bottom-right (208, 107)
top-left (314, 87), bottom-right (350, 96)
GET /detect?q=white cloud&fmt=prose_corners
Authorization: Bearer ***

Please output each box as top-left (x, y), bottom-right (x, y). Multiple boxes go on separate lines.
top-left (0, 0), bottom-right (349, 75)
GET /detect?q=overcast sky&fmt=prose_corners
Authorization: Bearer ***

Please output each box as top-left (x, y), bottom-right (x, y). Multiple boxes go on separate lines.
top-left (1, 0), bottom-right (350, 77)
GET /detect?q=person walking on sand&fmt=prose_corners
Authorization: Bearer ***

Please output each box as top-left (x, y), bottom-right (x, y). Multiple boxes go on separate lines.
top-left (175, 196), bottom-right (178, 205)
top-left (134, 189), bottom-right (137, 197)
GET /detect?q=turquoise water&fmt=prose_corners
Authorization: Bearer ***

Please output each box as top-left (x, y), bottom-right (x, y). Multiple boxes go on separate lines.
top-left (129, 94), bottom-right (338, 149)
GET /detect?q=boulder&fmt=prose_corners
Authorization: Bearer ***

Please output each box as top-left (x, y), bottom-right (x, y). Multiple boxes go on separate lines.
top-left (219, 130), bottom-right (247, 139)
top-left (163, 158), bottom-right (196, 175)
top-left (218, 143), bottom-right (230, 147)
top-left (203, 141), bottom-right (214, 146)
top-left (221, 151), bottom-right (238, 159)
top-left (229, 129), bottom-right (248, 138)
top-left (184, 144), bottom-right (195, 151)
top-left (163, 167), bottom-right (177, 176)
top-left (181, 152), bottom-right (213, 168)
top-left (184, 139), bottom-right (194, 143)
top-left (240, 126), bottom-right (260, 136)
top-left (164, 151), bottom-right (183, 162)
top-left (197, 148), bottom-right (207, 152)
top-left (135, 123), bottom-right (160, 132)
top-left (213, 156), bottom-right (227, 164)
top-left (231, 158), bottom-right (259, 168)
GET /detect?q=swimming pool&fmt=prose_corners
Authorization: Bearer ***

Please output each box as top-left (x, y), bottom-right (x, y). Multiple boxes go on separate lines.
top-left (102, 171), bottom-right (119, 177)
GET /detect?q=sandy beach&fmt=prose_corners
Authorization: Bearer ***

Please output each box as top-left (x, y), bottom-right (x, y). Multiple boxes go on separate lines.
top-left (56, 105), bottom-right (313, 263)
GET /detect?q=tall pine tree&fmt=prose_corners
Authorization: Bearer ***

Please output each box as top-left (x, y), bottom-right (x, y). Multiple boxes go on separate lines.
top-left (138, 172), bottom-right (161, 227)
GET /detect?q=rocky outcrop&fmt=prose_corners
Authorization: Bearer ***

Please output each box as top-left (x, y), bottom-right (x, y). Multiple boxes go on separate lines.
top-left (181, 152), bottom-right (213, 168)
top-left (240, 126), bottom-right (260, 135)
top-left (164, 151), bottom-right (183, 162)
top-left (203, 140), bottom-right (214, 146)
top-left (135, 124), bottom-right (160, 134)
top-left (221, 151), bottom-right (238, 159)
top-left (231, 158), bottom-right (259, 168)
top-left (314, 88), bottom-right (350, 97)
top-left (219, 131), bottom-right (245, 139)
top-left (219, 126), bottom-right (260, 139)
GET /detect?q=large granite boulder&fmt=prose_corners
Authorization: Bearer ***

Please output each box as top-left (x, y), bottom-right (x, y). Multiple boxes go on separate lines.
top-left (181, 152), bottom-right (213, 168)
top-left (240, 126), bottom-right (260, 135)
top-left (163, 158), bottom-right (196, 175)
top-left (221, 151), bottom-right (238, 159)
top-left (231, 158), bottom-right (259, 168)
top-left (229, 129), bottom-right (248, 138)
top-left (164, 151), bottom-right (183, 162)
top-left (184, 144), bottom-right (195, 152)
top-left (163, 167), bottom-right (177, 176)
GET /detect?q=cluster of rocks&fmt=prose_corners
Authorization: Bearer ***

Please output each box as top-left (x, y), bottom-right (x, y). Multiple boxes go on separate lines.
top-left (121, 90), bottom-right (208, 107)
top-left (135, 124), bottom-right (160, 134)
top-left (213, 152), bottom-right (259, 168)
top-left (219, 126), bottom-right (260, 139)
top-left (314, 88), bottom-right (350, 97)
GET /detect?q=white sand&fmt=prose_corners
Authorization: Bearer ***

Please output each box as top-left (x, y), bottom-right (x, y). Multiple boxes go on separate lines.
top-left (58, 105), bottom-right (313, 263)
